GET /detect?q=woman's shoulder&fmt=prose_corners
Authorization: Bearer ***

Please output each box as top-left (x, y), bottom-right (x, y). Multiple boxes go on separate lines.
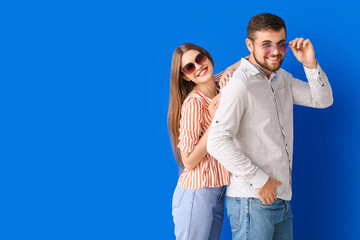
top-left (182, 91), bottom-right (206, 109)
top-left (213, 72), bottom-right (223, 82)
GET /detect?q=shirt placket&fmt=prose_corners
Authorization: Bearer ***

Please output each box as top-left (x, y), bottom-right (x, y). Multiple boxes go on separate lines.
top-left (268, 76), bottom-right (291, 165)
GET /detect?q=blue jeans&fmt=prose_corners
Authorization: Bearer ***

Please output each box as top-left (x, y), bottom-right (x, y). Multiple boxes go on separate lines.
top-left (172, 185), bottom-right (226, 240)
top-left (226, 197), bottom-right (293, 240)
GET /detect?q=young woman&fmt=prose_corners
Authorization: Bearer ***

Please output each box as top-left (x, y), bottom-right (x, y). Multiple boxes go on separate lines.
top-left (167, 43), bottom-right (240, 240)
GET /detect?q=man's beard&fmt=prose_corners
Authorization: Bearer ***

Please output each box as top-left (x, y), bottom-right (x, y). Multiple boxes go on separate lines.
top-left (253, 49), bottom-right (284, 73)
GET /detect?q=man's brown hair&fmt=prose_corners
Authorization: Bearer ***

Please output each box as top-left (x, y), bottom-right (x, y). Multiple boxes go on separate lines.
top-left (247, 13), bottom-right (286, 40)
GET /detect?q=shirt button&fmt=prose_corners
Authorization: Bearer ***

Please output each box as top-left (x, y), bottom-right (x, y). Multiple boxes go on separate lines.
top-left (216, 121), bottom-right (219, 123)
top-left (250, 184), bottom-right (253, 186)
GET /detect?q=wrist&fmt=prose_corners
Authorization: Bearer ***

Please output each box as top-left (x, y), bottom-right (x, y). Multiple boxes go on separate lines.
top-left (303, 60), bottom-right (317, 69)
top-left (226, 66), bottom-right (235, 72)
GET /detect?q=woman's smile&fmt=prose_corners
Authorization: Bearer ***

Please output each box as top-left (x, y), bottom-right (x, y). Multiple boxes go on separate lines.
top-left (197, 67), bottom-right (208, 77)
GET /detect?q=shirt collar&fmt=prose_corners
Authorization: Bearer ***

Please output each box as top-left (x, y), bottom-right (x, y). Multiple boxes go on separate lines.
top-left (240, 57), bottom-right (278, 80)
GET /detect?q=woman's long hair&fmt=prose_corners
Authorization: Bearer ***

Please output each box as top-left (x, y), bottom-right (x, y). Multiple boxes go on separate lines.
top-left (167, 43), bottom-right (214, 173)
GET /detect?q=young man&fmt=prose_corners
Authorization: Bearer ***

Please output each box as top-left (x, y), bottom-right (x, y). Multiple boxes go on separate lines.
top-left (207, 13), bottom-right (333, 240)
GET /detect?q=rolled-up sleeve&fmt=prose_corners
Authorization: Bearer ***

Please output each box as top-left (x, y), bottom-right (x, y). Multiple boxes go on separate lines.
top-left (178, 98), bottom-right (204, 153)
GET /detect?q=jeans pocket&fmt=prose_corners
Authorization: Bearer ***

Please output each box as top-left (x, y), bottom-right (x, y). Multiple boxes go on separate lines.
top-left (250, 197), bottom-right (278, 207)
top-left (172, 186), bottom-right (186, 210)
top-left (226, 196), bottom-right (241, 230)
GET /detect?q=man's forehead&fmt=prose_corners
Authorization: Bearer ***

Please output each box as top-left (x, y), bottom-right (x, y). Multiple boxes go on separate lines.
top-left (253, 28), bottom-right (286, 42)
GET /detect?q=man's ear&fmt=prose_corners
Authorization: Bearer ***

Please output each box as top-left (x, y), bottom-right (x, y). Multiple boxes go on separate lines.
top-left (246, 38), bottom-right (254, 53)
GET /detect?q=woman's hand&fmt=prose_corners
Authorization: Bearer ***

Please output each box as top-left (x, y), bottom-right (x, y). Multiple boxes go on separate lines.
top-left (209, 93), bottom-right (221, 119)
top-left (219, 68), bottom-right (234, 89)
top-left (219, 58), bottom-right (243, 89)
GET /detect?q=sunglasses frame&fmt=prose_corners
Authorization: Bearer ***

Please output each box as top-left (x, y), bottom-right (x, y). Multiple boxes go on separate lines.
top-left (181, 51), bottom-right (208, 75)
top-left (250, 39), bottom-right (290, 55)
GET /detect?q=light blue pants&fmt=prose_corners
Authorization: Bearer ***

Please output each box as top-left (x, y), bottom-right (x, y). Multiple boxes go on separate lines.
top-left (172, 185), bottom-right (226, 240)
top-left (226, 197), bottom-right (293, 240)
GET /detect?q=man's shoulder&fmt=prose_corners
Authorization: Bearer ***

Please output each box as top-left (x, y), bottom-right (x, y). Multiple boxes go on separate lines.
top-left (232, 58), bottom-right (261, 82)
top-left (277, 68), bottom-right (293, 78)
top-left (229, 64), bottom-right (250, 86)
top-left (232, 65), bottom-right (247, 78)
top-left (221, 69), bottom-right (249, 99)
top-left (226, 70), bottom-right (248, 91)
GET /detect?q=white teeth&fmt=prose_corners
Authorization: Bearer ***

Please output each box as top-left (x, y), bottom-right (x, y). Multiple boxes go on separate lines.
top-left (199, 69), bottom-right (206, 76)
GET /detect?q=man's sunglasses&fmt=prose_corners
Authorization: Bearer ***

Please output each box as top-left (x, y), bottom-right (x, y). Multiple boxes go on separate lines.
top-left (181, 51), bottom-right (208, 75)
top-left (251, 39), bottom-right (290, 55)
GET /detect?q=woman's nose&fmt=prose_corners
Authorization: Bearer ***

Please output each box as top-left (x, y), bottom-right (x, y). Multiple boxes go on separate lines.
top-left (194, 62), bottom-right (203, 72)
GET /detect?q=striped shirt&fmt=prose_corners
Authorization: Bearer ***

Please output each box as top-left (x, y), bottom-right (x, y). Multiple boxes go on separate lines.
top-left (177, 73), bottom-right (230, 189)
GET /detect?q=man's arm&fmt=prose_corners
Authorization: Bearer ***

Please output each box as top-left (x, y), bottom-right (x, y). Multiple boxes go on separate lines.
top-left (206, 73), bottom-right (269, 189)
top-left (288, 38), bottom-right (333, 108)
top-left (290, 64), bottom-right (333, 108)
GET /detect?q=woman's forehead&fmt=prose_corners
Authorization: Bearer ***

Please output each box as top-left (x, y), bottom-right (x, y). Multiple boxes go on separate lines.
top-left (181, 50), bottom-right (200, 66)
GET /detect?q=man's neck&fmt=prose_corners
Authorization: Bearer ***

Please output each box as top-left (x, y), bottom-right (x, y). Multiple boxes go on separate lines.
top-left (248, 55), bottom-right (272, 78)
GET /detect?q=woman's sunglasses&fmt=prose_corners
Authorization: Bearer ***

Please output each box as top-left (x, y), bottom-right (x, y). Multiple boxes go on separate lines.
top-left (181, 51), bottom-right (208, 75)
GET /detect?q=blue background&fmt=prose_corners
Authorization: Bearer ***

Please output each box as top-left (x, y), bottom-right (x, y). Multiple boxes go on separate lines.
top-left (1, 0), bottom-right (359, 239)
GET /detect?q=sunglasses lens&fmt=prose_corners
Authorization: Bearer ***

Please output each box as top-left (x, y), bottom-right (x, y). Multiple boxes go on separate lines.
top-left (182, 51), bottom-right (207, 75)
top-left (195, 52), bottom-right (207, 64)
top-left (182, 63), bottom-right (195, 74)
top-left (279, 43), bottom-right (290, 53)
top-left (262, 45), bottom-right (274, 55)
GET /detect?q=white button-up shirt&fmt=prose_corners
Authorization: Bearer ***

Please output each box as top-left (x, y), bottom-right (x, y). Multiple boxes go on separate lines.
top-left (207, 58), bottom-right (333, 200)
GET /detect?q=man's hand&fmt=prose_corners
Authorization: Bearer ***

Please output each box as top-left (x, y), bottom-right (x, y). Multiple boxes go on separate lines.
top-left (256, 176), bottom-right (283, 204)
top-left (289, 38), bottom-right (317, 69)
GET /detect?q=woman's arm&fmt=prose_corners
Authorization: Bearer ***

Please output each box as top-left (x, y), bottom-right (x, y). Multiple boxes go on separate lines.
top-left (180, 94), bottom-right (221, 170)
top-left (219, 59), bottom-right (242, 89)
top-left (181, 127), bottom-right (211, 170)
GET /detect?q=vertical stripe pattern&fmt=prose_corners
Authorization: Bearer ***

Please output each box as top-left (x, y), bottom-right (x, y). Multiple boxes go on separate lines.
top-left (177, 72), bottom-right (229, 189)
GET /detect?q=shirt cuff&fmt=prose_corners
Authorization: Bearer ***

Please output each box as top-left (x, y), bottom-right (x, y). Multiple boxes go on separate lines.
top-left (178, 137), bottom-right (196, 153)
top-left (304, 63), bottom-right (325, 87)
top-left (304, 63), bottom-right (321, 78)
top-left (247, 169), bottom-right (269, 189)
